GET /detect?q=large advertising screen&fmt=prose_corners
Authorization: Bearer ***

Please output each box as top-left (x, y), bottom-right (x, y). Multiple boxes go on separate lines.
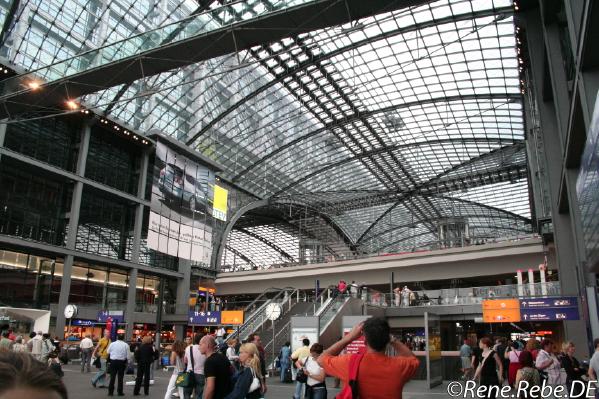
top-left (148, 141), bottom-right (215, 264)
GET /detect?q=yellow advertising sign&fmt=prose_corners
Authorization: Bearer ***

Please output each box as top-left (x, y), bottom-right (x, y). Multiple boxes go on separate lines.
top-left (212, 185), bottom-right (228, 221)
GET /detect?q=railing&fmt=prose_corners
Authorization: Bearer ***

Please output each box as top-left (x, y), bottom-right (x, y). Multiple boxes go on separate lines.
top-left (364, 282), bottom-right (561, 308)
top-left (224, 288), bottom-right (298, 344)
top-left (220, 234), bottom-right (541, 273)
top-left (318, 294), bottom-right (350, 333)
top-left (263, 320), bottom-right (292, 369)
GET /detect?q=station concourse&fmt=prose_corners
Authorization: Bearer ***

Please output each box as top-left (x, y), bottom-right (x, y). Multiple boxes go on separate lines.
top-left (0, 0), bottom-right (597, 398)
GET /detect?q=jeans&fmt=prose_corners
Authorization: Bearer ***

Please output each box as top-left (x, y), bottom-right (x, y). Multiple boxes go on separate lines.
top-left (280, 362), bottom-right (290, 382)
top-left (294, 381), bottom-right (306, 399)
top-left (91, 358), bottom-right (108, 387)
top-left (134, 362), bottom-right (152, 395)
top-left (81, 349), bottom-right (92, 372)
top-left (164, 373), bottom-right (185, 399)
top-left (183, 373), bottom-right (204, 399)
top-left (306, 384), bottom-right (327, 399)
top-left (108, 359), bottom-right (127, 395)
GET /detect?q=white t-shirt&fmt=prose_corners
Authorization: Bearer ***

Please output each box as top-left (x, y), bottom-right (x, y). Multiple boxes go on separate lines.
top-left (80, 337), bottom-right (94, 349)
top-left (185, 345), bottom-right (206, 374)
top-left (216, 328), bottom-right (226, 338)
top-left (535, 350), bottom-right (560, 385)
top-left (300, 356), bottom-right (324, 386)
top-left (589, 351), bottom-right (599, 387)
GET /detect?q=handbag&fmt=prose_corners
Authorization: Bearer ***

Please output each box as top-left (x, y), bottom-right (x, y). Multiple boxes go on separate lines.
top-left (177, 347), bottom-right (196, 388)
top-left (248, 368), bottom-right (261, 393)
top-left (336, 353), bottom-right (364, 399)
top-left (295, 357), bottom-right (309, 384)
top-left (93, 356), bottom-right (101, 369)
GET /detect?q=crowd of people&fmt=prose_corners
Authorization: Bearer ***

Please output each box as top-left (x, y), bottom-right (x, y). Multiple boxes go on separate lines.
top-left (459, 336), bottom-right (599, 398)
top-left (0, 317), bottom-right (423, 398)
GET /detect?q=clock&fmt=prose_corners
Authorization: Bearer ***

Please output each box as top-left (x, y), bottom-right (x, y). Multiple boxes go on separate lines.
top-left (64, 304), bottom-right (78, 319)
top-left (265, 303), bottom-right (282, 321)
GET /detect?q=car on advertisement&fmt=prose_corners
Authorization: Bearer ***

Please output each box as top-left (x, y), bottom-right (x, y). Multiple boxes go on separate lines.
top-left (158, 163), bottom-right (207, 213)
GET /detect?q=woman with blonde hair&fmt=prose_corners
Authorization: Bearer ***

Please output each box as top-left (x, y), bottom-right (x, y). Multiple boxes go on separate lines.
top-left (225, 343), bottom-right (262, 399)
top-left (164, 340), bottom-right (187, 399)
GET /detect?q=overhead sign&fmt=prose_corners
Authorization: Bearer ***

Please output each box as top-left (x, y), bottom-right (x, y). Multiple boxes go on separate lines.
top-left (212, 185), bottom-right (228, 221)
top-left (97, 310), bottom-right (124, 323)
top-left (482, 297), bottom-right (580, 323)
top-left (521, 307), bottom-right (579, 322)
top-left (188, 311), bottom-right (220, 325)
top-left (72, 319), bottom-right (94, 327)
top-left (482, 299), bottom-right (521, 323)
top-left (520, 297), bottom-right (577, 309)
top-left (220, 311), bottom-right (244, 325)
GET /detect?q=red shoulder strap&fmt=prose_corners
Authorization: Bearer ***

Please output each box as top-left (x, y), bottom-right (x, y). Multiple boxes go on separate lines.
top-left (348, 353), bottom-right (365, 380)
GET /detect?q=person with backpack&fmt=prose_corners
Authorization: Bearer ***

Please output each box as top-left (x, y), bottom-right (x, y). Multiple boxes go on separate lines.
top-left (318, 318), bottom-right (419, 398)
top-left (134, 335), bottom-right (158, 396)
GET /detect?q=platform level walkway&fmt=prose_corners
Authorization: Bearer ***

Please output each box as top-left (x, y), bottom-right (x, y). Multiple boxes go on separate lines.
top-left (61, 363), bottom-right (457, 398)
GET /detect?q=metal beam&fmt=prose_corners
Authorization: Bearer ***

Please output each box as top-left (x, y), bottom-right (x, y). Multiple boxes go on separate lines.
top-left (236, 227), bottom-right (296, 262)
top-left (231, 93), bottom-right (520, 181)
top-left (0, 0), bottom-right (20, 47)
top-left (187, 5), bottom-right (513, 146)
top-left (0, 0), bottom-right (431, 118)
top-left (272, 138), bottom-right (523, 196)
top-left (224, 245), bottom-right (258, 270)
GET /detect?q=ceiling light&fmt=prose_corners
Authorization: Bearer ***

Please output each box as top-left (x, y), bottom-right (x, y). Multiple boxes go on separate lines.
top-left (65, 100), bottom-right (79, 110)
top-left (27, 81), bottom-right (41, 90)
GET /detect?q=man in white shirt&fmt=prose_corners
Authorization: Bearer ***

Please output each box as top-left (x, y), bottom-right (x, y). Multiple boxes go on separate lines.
top-left (107, 334), bottom-right (129, 396)
top-left (588, 338), bottom-right (599, 399)
top-left (27, 331), bottom-right (43, 360)
top-left (79, 334), bottom-right (94, 373)
top-left (184, 334), bottom-right (206, 399)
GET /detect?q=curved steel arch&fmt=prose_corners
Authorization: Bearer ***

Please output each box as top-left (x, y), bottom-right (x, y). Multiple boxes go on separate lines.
top-left (354, 143), bottom-right (527, 244)
top-left (359, 211), bottom-right (529, 245)
top-left (186, 6), bottom-right (513, 146)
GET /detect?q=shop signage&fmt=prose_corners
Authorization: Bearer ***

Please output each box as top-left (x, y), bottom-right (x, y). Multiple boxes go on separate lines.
top-left (221, 310), bottom-right (244, 325)
top-left (97, 310), bottom-right (124, 323)
top-left (72, 319), bottom-right (94, 327)
top-left (188, 311), bottom-right (220, 325)
top-left (0, 316), bottom-right (10, 321)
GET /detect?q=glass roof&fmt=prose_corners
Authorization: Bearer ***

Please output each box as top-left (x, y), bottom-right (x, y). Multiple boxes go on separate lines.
top-left (0, 0), bottom-right (533, 268)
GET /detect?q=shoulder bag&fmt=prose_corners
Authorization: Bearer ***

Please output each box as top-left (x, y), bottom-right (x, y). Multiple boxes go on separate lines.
top-left (295, 357), bottom-right (309, 383)
top-left (176, 347), bottom-right (195, 388)
top-left (248, 367), bottom-right (261, 393)
top-left (336, 353), bottom-right (365, 399)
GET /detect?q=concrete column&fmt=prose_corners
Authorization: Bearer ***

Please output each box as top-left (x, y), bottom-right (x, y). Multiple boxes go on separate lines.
top-left (523, 8), bottom-right (590, 354)
top-left (125, 268), bottom-right (138, 340)
top-left (174, 258), bottom-right (192, 339)
top-left (125, 149), bottom-right (149, 340)
top-left (54, 123), bottom-right (91, 336)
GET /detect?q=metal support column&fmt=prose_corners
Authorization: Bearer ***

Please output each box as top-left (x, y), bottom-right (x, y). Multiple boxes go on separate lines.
top-left (54, 123), bottom-right (91, 337)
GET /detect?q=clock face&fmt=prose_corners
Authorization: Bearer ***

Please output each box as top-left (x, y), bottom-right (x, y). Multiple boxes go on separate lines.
top-left (265, 303), bottom-right (282, 320)
top-left (64, 304), bottom-right (77, 319)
